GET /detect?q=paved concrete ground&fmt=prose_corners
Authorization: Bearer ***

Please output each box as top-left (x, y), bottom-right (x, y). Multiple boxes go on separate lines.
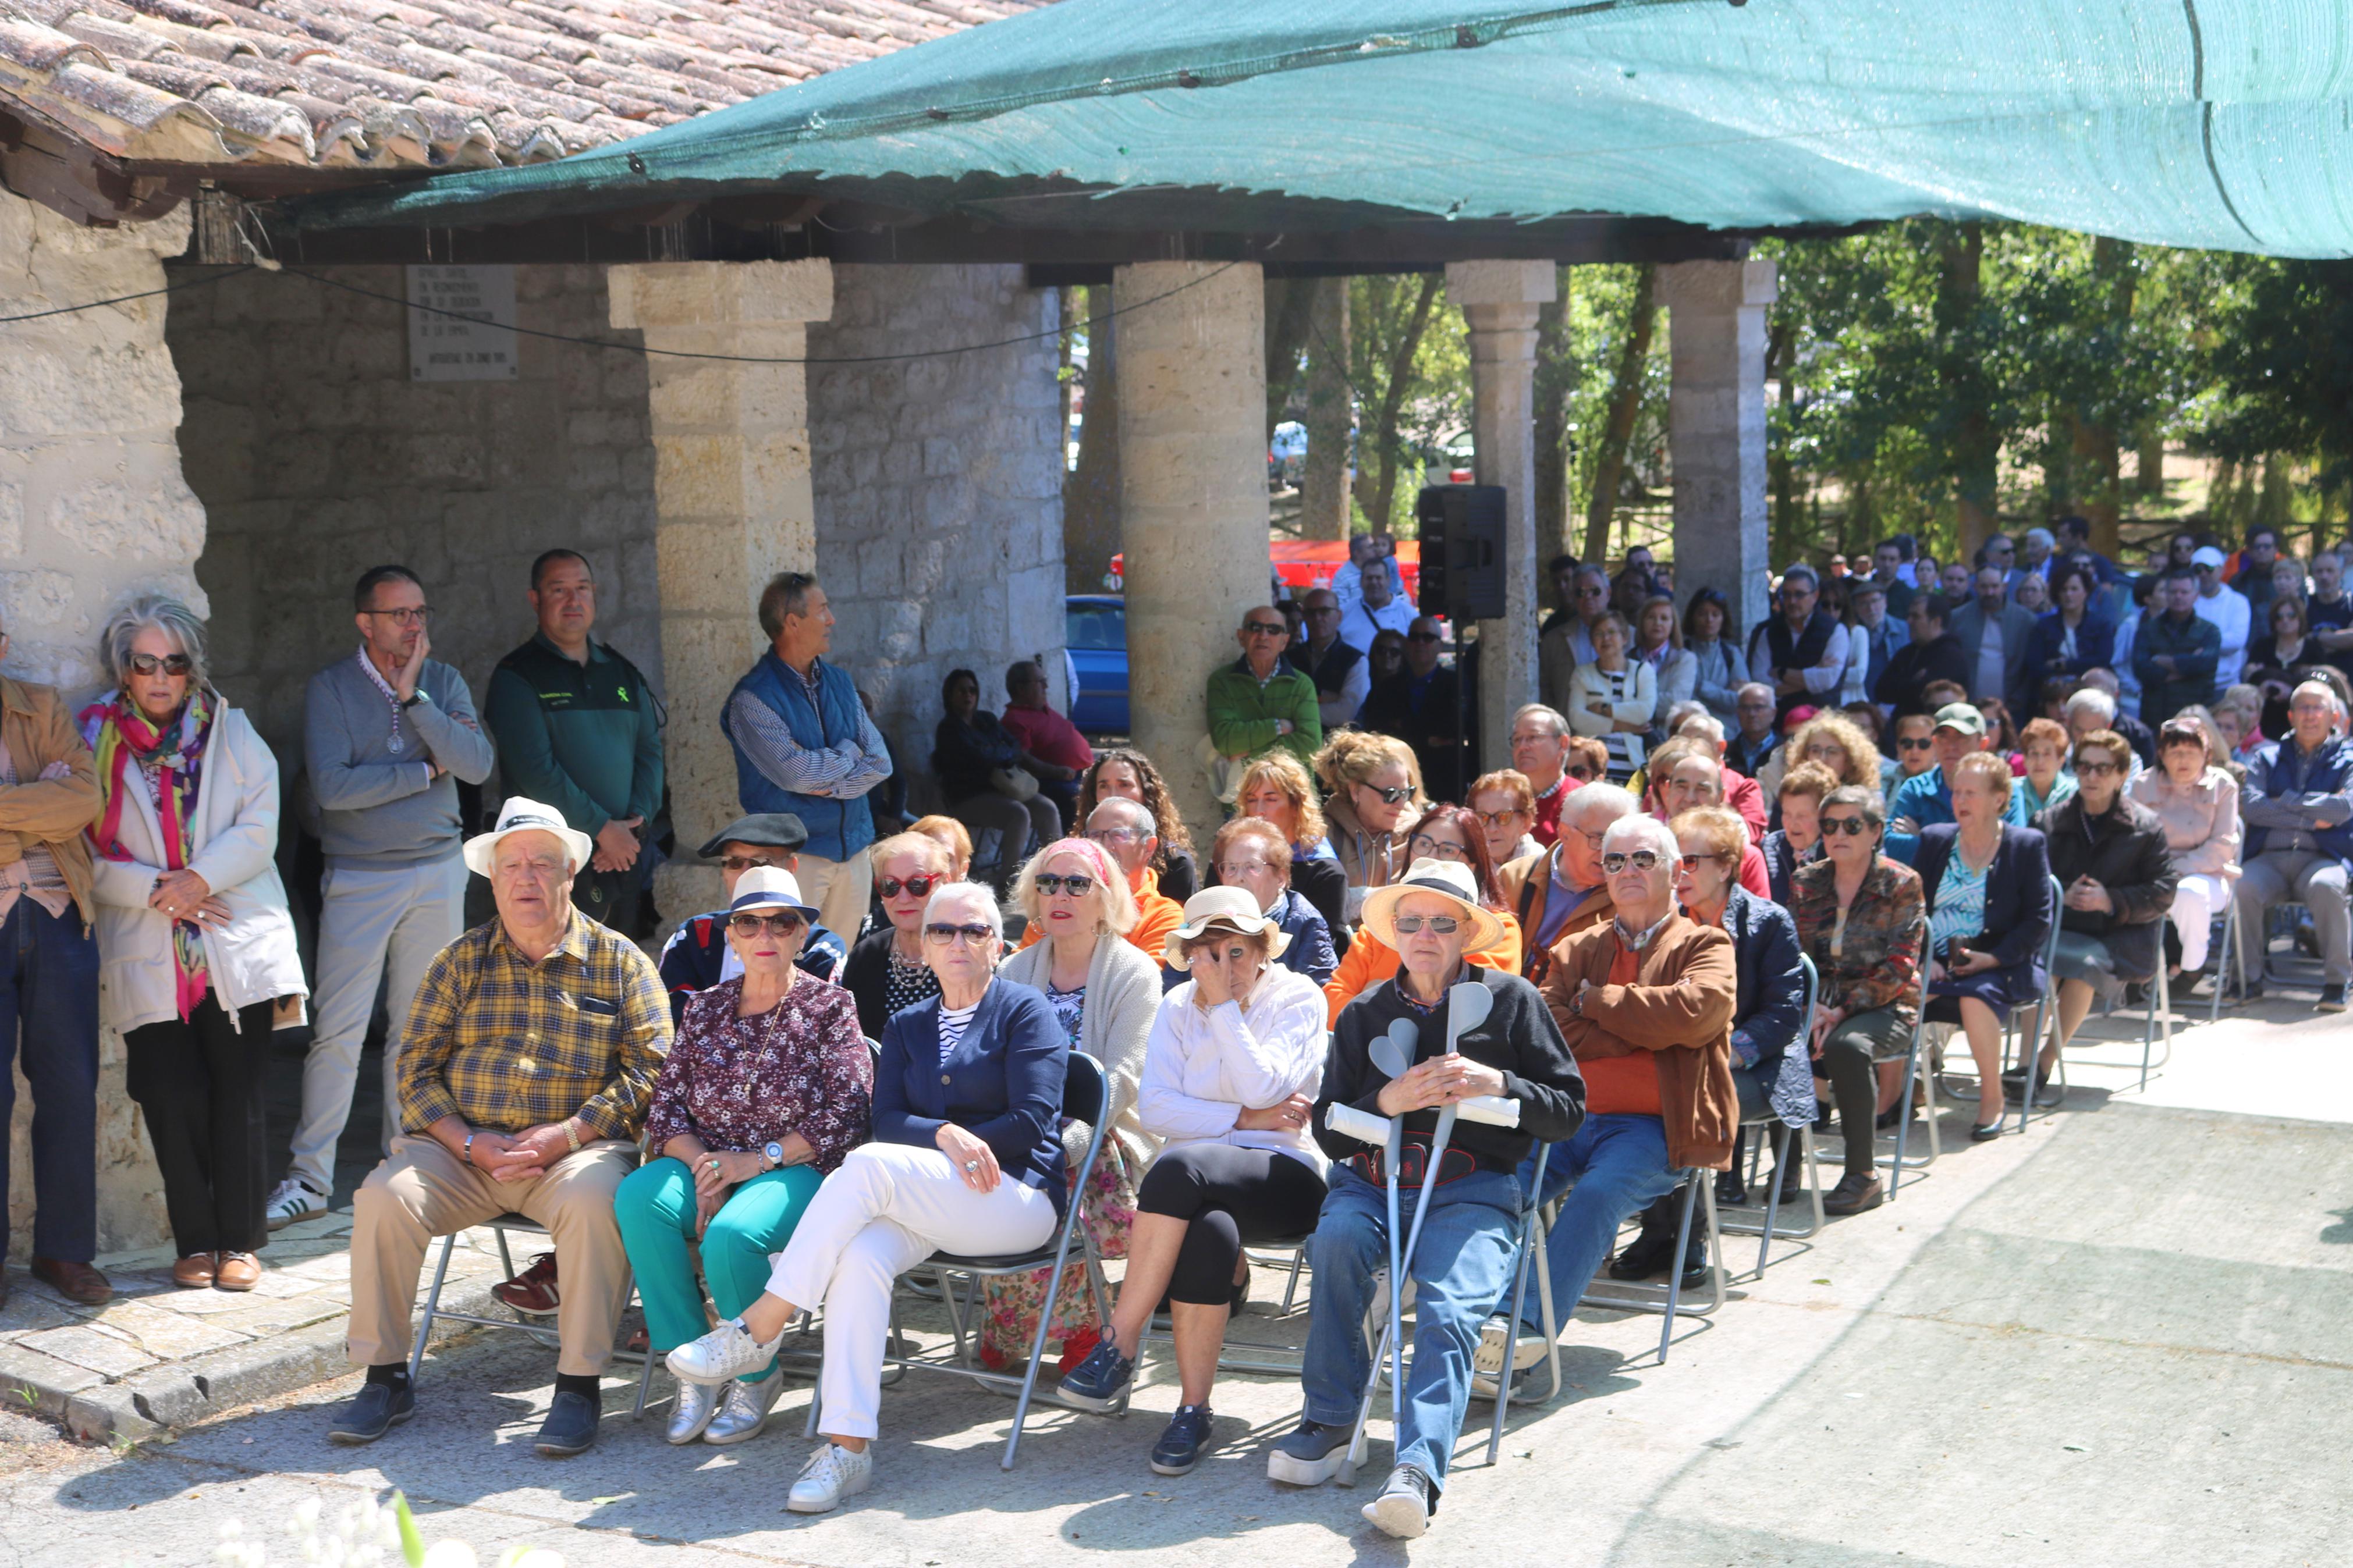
top-left (1, 983), bottom-right (2345, 1566)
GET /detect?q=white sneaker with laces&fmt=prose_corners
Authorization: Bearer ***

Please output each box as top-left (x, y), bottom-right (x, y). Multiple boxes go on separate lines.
top-left (666, 1318), bottom-right (784, 1385)
top-left (702, 1374), bottom-right (785, 1444)
top-left (264, 1178), bottom-right (329, 1231)
top-left (786, 1442), bottom-right (872, 1513)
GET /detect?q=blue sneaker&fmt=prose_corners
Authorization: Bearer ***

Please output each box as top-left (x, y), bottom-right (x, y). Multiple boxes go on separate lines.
top-left (1149, 1403), bottom-right (1215, 1475)
top-left (1055, 1338), bottom-right (1134, 1411)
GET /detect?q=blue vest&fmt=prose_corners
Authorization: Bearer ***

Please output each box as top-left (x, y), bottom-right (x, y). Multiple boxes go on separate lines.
top-left (721, 652), bottom-right (875, 862)
top-left (2244, 735), bottom-right (2353, 862)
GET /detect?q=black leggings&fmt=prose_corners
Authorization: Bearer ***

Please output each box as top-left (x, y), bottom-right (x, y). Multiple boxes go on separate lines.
top-left (1136, 1144), bottom-right (1329, 1306)
top-left (1813, 1034), bottom-right (1880, 1178)
top-left (124, 994), bottom-right (275, 1256)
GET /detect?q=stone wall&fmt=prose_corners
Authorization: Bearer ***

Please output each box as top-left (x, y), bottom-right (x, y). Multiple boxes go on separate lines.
top-left (171, 264), bottom-right (663, 766)
top-left (0, 187), bottom-right (198, 1258)
top-left (807, 264), bottom-right (1068, 810)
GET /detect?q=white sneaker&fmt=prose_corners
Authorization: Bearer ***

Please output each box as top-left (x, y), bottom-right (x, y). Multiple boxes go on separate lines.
top-left (665, 1378), bottom-right (721, 1445)
top-left (702, 1374), bottom-right (785, 1445)
top-left (785, 1442), bottom-right (872, 1514)
top-left (666, 1318), bottom-right (783, 1385)
top-left (264, 1178), bottom-right (329, 1231)
top-left (1472, 1317), bottom-right (1551, 1377)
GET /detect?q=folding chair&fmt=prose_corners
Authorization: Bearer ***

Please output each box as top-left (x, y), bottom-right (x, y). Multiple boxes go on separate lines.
top-left (1141, 1232), bottom-right (1317, 1378)
top-left (802, 1052), bottom-right (1120, 1470)
top-left (2208, 897), bottom-right (2246, 1026)
top-left (1886, 965), bottom-right (1939, 1199)
top-left (1575, 1169), bottom-right (1726, 1360)
top-left (410, 1212), bottom-right (657, 1416)
top-left (1719, 954), bottom-right (1825, 1277)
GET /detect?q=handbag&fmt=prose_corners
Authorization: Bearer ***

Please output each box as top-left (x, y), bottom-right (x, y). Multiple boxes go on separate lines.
top-left (989, 765), bottom-right (1041, 802)
top-left (1195, 733), bottom-right (1247, 805)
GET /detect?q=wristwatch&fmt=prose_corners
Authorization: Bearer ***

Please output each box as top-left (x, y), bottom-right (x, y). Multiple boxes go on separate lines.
top-left (764, 1140), bottom-right (785, 1171)
top-left (400, 689), bottom-right (428, 709)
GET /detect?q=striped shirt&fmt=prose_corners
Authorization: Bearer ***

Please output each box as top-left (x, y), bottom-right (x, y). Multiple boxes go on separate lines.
top-left (398, 911), bottom-right (671, 1140)
top-left (935, 998), bottom-right (979, 1067)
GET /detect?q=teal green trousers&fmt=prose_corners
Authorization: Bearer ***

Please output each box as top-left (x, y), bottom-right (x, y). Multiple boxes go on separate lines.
top-left (615, 1157), bottom-right (822, 1382)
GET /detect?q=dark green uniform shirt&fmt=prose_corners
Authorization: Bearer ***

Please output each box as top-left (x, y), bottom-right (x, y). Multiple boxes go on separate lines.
top-left (483, 632), bottom-right (663, 835)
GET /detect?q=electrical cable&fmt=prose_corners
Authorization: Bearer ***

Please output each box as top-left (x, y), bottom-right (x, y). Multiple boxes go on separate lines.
top-left (0, 263), bottom-right (255, 324)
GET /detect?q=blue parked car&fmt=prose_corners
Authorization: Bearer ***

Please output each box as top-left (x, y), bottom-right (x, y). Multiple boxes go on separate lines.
top-left (1066, 594), bottom-right (1128, 736)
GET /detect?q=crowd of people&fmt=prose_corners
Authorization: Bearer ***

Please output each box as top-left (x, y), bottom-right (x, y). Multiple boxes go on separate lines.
top-left (0, 516), bottom-right (2346, 1543)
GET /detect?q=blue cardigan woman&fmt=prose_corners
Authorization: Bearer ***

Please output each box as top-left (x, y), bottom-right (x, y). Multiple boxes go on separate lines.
top-left (2021, 564), bottom-right (2115, 706)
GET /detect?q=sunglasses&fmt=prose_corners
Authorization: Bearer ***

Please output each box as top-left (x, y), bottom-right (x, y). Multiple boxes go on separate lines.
top-left (1243, 622), bottom-right (1288, 637)
top-left (127, 653), bottom-right (193, 677)
top-left (1034, 872), bottom-right (1095, 897)
top-left (1897, 736), bottom-right (1936, 751)
top-left (1819, 816), bottom-right (1874, 836)
top-left (1362, 783), bottom-right (1414, 805)
top-left (727, 912), bottom-right (804, 936)
top-left (1473, 809), bottom-right (1527, 829)
top-left (1390, 915), bottom-right (1460, 935)
top-left (1566, 765), bottom-right (1599, 782)
top-left (719, 855), bottom-right (788, 873)
top-left (924, 922), bottom-right (996, 946)
top-left (878, 874), bottom-right (941, 899)
top-left (1600, 850), bottom-right (1666, 874)
top-left (1407, 832), bottom-right (1472, 862)
top-left (2075, 759), bottom-right (2121, 777)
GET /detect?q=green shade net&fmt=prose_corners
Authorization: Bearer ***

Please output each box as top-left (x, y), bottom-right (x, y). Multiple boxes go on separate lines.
top-left (292, 0), bottom-right (2353, 258)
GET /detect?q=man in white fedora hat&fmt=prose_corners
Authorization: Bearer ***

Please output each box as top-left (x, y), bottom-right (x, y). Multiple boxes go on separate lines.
top-left (1267, 857), bottom-right (1585, 1540)
top-left (328, 797), bottom-right (671, 1460)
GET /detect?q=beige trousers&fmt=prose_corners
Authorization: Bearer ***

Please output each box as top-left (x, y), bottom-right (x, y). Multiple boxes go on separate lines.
top-left (346, 1135), bottom-right (637, 1377)
top-left (793, 849), bottom-right (875, 940)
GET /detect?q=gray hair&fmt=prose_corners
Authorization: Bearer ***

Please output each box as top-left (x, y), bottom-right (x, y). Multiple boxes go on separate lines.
top-left (101, 593), bottom-right (210, 693)
top-left (922, 880), bottom-right (1005, 940)
top-left (1736, 681), bottom-right (1775, 705)
top-left (1671, 706), bottom-right (1723, 744)
top-left (2024, 527), bottom-right (2056, 550)
top-left (1089, 795), bottom-right (1156, 839)
top-left (1511, 702), bottom-right (1570, 740)
top-left (2064, 688), bottom-right (2117, 724)
top-left (1821, 784), bottom-right (1885, 830)
top-left (1562, 781), bottom-right (1638, 829)
top-left (1601, 813), bottom-right (1678, 862)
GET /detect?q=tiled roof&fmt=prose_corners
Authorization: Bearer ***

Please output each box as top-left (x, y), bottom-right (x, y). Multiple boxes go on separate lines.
top-left (0, 0), bottom-right (1043, 170)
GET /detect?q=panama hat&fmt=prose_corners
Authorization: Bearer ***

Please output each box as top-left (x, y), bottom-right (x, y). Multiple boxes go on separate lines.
top-left (725, 865), bottom-right (821, 923)
top-left (1360, 858), bottom-right (1508, 952)
top-left (462, 797), bottom-right (595, 879)
top-left (1160, 886), bottom-right (1293, 971)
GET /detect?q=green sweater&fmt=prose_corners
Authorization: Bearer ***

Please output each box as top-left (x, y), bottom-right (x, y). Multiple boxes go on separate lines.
top-left (483, 633), bottom-right (664, 835)
top-left (1206, 656), bottom-right (1323, 771)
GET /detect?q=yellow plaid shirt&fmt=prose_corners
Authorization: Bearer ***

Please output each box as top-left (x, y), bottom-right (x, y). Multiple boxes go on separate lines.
top-left (398, 911), bottom-right (671, 1140)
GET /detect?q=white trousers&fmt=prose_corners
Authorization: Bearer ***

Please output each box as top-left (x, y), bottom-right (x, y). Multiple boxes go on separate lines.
top-left (793, 851), bottom-right (874, 944)
top-left (766, 1142), bottom-right (1057, 1440)
top-left (2167, 872), bottom-right (2234, 974)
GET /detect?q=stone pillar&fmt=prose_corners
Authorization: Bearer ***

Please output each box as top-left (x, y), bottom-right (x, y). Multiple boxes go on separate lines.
top-left (608, 259), bottom-right (833, 918)
top-left (1115, 259), bottom-right (1266, 835)
top-left (1659, 259), bottom-right (1779, 640)
top-left (1447, 260), bottom-right (1556, 772)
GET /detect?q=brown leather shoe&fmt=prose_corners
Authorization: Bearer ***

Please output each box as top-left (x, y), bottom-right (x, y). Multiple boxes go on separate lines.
top-left (172, 1253), bottom-right (218, 1289)
top-left (30, 1257), bottom-right (112, 1306)
top-left (213, 1251), bottom-right (262, 1292)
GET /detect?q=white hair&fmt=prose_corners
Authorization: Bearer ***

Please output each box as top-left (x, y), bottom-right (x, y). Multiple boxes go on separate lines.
top-left (1511, 702), bottom-right (1570, 740)
top-left (2064, 688), bottom-right (2117, 723)
top-left (1673, 708), bottom-right (1724, 745)
top-left (1736, 681), bottom-right (1775, 705)
top-left (102, 593), bottom-right (211, 693)
top-left (921, 880), bottom-right (1005, 939)
top-left (2024, 527), bottom-right (2055, 549)
top-left (1088, 795), bottom-right (1156, 838)
top-left (1602, 813), bottom-right (1678, 861)
top-left (1562, 781), bottom-right (1638, 828)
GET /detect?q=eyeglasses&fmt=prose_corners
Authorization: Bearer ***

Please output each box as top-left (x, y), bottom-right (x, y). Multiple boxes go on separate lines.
top-left (1243, 622), bottom-right (1288, 638)
top-left (878, 874), bottom-right (940, 899)
top-left (1678, 852), bottom-right (1727, 868)
top-left (362, 606), bottom-right (434, 626)
top-left (126, 653), bottom-right (193, 677)
top-left (1600, 850), bottom-right (1666, 874)
top-left (924, 922), bottom-right (996, 946)
top-left (1819, 816), bottom-right (1874, 836)
top-left (1216, 861), bottom-right (1277, 881)
top-left (1407, 832), bottom-right (1472, 862)
top-left (1390, 915), bottom-right (1460, 934)
top-left (1565, 765), bottom-right (1599, 782)
top-left (719, 855), bottom-right (787, 873)
top-left (1362, 783), bottom-right (1414, 805)
top-left (1089, 827), bottom-right (1148, 845)
top-left (1897, 736), bottom-right (1936, 751)
top-left (2075, 759), bottom-right (2121, 777)
top-left (1034, 872), bottom-right (1095, 897)
top-left (727, 912), bottom-right (804, 936)
top-left (1473, 809), bottom-right (1527, 829)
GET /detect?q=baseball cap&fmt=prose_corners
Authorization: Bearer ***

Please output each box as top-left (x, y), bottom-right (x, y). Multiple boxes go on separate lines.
top-left (1932, 702), bottom-right (1988, 737)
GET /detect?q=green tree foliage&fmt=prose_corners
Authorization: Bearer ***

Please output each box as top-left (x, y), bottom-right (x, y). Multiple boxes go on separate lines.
top-left (1347, 273), bottom-right (1470, 535)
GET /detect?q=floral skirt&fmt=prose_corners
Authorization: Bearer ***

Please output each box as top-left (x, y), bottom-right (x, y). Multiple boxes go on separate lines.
top-left (977, 1144), bottom-right (1135, 1361)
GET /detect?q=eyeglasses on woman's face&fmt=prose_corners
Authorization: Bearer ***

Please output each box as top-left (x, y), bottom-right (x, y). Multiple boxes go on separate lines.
top-left (1819, 815), bottom-right (1873, 836)
top-left (1565, 763), bottom-right (1599, 782)
top-left (1390, 914), bottom-right (1460, 935)
top-left (127, 652), bottom-right (193, 677)
top-left (727, 912), bottom-right (804, 937)
top-left (1361, 783), bottom-right (1414, 805)
top-left (1407, 831), bottom-right (1472, 862)
top-left (1216, 859), bottom-right (1278, 883)
top-left (1034, 872), bottom-right (1095, 898)
top-left (924, 922), bottom-right (996, 947)
top-left (878, 874), bottom-right (940, 899)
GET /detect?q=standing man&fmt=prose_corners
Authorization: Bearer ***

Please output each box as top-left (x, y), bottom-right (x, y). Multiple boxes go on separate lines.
top-left (272, 566), bottom-right (496, 1231)
top-left (2011, 528), bottom-right (2056, 593)
top-left (2228, 526), bottom-right (2283, 619)
top-left (1362, 617), bottom-right (1468, 803)
top-left (1841, 579), bottom-right (1906, 706)
top-left (1868, 539), bottom-right (1915, 620)
top-left (1287, 588), bottom-right (1370, 732)
top-left (484, 549), bottom-right (664, 935)
top-left (1745, 567), bottom-right (1850, 723)
top-left (1539, 566), bottom-right (1612, 712)
top-left (2232, 682), bottom-right (2351, 1012)
top-left (1331, 531), bottom-right (1405, 625)
top-left (1509, 703), bottom-right (1575, 847)
top-left (1950, 567), bottom-right (2036, 709)
top-left (0, 613), bottom-right (107, 1307)
top-left (2305, 547), bottom-right (2353, 680)
top-left (1000, 660), bottom-right (1093, 832)
top-left (721, 572), bottom-right (892, 943)
top-left (2055, 515), bottom-right (2118, 586)
top-left (1208, 606), bottom-right (1323, 775)
top-left (2190, 546), bottom-right (2252, 692)
top-left (2134, 569), bottom-right (2223, 727)
top-left (1338, 557), bottom-right (1416, 656)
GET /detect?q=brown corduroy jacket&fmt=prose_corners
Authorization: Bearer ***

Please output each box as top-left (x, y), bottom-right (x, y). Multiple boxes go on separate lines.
top-left (1538, 909), bottom-right (1740, 1170)
top-left (1496, 844), bottom-right (1614, 984)
top-left (0, 675), bottom-right (100, 926)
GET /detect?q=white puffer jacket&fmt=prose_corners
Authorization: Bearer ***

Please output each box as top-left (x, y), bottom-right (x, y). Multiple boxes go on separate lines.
top-left (89, 699), bottom-right (307, 1034)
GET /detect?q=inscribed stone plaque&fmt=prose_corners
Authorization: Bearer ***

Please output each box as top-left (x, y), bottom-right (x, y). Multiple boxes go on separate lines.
top-left (406, 265), bottom-right (519, 381)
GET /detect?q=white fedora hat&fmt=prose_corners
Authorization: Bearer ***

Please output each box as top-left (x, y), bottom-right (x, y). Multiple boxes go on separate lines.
top-left (1360, 858), bottom-right (1508, 953)
top-left (1159, 886), bottom-right (1293, 971)
top-left (726, 865), bottom-right (821, 923)
top-left (462, 797), bottom-right (595, 879)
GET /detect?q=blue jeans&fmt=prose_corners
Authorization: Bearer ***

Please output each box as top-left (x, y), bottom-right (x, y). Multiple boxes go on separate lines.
top-left (0, 899), bottom-right (100, 1262)
top-left (1299, 1164), bottom-right (1522, 1490)
top-left (1515, 1114), bottom-right (1680, 1335)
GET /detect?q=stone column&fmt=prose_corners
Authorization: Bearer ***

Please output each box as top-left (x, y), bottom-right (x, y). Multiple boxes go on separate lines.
top-left (608, 259), bottom-right (833, 918)
top-left (1659, 259), bottom-right (1779, 640)
top-left (1115, 259), bottom-right (1266, 835)
top-left (1447, 260), bottom-right (1556, 772)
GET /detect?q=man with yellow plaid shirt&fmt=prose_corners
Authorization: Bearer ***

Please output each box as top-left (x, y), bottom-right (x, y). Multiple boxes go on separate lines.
top-left (330, 797), bottom-right (670, 1457)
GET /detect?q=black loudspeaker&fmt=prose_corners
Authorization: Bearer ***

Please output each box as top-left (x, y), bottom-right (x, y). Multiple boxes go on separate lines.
top-left (1415, 484), bottom-right (1507, 621)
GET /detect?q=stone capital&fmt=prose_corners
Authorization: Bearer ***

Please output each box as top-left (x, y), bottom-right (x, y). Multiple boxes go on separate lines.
top-left (1444, 259), bottom-right (1556, 310)
top-left (608, 259), bottom-right (835, 333)
top-left (1655, 258), bottom-right (1780, 314)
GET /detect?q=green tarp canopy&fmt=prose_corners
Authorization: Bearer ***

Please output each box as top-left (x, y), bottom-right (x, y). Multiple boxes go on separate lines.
top-left (292, 0), bottom-right (2353, 258)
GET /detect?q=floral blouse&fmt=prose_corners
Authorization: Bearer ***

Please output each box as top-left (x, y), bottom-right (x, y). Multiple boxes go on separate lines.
top-left (1790, 855), bottom-right (1926, 1030)
top-left (644, 977), bottom-right (874, 1172)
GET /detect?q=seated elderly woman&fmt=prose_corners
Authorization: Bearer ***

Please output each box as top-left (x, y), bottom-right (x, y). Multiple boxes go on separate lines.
top-left (1057, 888), bottom-right (1328, 1475)
top-left (1323, 803), bottom-right (1523, 1018)
top-left (1791, 786), bottom-right (1928, 1216)
top-left (2007, 717), bottom-right (2078, 826)
top-left (1913, 754), bottom-right (2055, 1139)
top-left (840, 831), bottom-right (953, 1039)
top-left (2127, 716), bottom-right (2241, 982)
top-left (2010, 729), bottom-right (2177, 1104)
top-left (1762, 761), bottom-right (1837, 908)
top-left (988, 838), bottom-right (1164, 1374)
top-left (616, 867), bottom-right (873, 1447)
top-left (1231, 750), bottom-right (1346, 942)
top-left (667, 881), bottom-right (1068, 1514)
top-left (1468, 769), bottom-right (1544, 867)
top-left (1270, 859), bottom-right (1585, 1539)
top-left (1204, 816), bottom-right (1337, 986)
top-left (1316, 730), bottom-right (1426, 919)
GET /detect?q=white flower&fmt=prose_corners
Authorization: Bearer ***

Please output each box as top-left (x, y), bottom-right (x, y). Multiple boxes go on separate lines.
top-left (420, 1542), bottom-right (479, 1568)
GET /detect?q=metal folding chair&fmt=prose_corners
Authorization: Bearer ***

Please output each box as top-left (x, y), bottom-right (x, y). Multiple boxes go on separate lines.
top-left (1140, 1233), bottom-right (1317, 1378)
top-left (410, 1211), bottom-right (657, 1416)
top-left (801, 1052), bottom-right (1121, 1470)
top-left (2208, 897), bottom-right (2246, 1026)
top-left (1719, 954), bottom-right (1824, 1277)
top-left (1575, 1170), bottom-right (1727, 1360)
top-left (1886, 965), bottom-right (1939, 1199)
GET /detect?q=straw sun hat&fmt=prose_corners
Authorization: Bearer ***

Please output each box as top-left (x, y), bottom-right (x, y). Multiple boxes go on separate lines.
top-left (1358, 857), bottom-right (1508, 952)
top-left (1159, 886), bottom-right (1294, 971)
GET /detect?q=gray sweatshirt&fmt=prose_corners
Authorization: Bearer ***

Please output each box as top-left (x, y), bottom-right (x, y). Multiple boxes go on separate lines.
top-left (304, 653), bottom-right (496, 866)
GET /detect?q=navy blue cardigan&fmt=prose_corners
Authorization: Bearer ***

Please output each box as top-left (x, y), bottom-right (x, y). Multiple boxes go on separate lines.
top-left (1912, 823), bottom-right (2055, 1003)
top-left (874, 978), bottom-right (1071, 1217)
top-left (2022, 610), bottom-right (2116, 701)
top-left (1718, 886), bottom-right (1816, 1127)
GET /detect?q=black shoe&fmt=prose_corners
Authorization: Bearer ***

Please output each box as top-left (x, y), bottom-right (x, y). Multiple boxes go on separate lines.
top-left (1714, 1167), bottom-right (1748, 1206)
top-left (1776, 1157), bottom-right (1807, 1203)
top-left (1822, 1172), bottom-right (1884, 1215)
top-left (326, 1380), bottom-right (414, 1445)
top-left (2224, 976), bottom-right (2265, 1004)
top-left (533, 1388), bottom-right (600, 1457)
top-left (2320, 984), bottom-right (2348, 1014)
top-left (1149, 1403), bottom-right (1215, 1476)
top-left (1607, 1225), bottom-right (1676, 1282)
top-left (1056, 1338), bottom-right (1135, 1412)
top-left (1970, 1120), bottom-right (2004, 1143)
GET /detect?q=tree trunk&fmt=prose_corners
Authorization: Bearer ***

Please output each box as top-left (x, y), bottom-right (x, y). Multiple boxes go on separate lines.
top-left (2135, 429), bottom-right (2167, 498)
top-left (1299, 277), bottom-right (1353, 541)
top-left (1765, 316), bottom-right (1801, 561)
top-left (1936, 223), bottom-right (2000, 561)
top-left (1062, 285), bottom-right (1122, 592)
top-left (1582, 262), bottom-right (1658, 565)
top-left (2074, 236), bottom-right (2132, 556)
top-left (1264, 278), bottom-right (1317, 442)
top-left (1355, 273), bottom-right (1442, 534)
top-left (1531, 266), bottom-right (1577, 568)
top-left (2259, 452), bottom-right (2295, 529)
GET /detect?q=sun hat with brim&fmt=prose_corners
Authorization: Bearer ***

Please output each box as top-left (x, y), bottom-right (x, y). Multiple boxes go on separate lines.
top-left (462, 797), bottom-right (595, 879)
top-left (1932, 702), bottom-right (1988, 737)
top-left (1360, 858), bottom-right (1508, 954)
top-left (725, 865), bottom-right (820, 922)
top-left (1159, 886), bottom-right (1293, 971)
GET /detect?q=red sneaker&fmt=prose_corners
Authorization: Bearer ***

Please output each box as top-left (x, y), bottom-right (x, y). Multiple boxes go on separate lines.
top-left (492, 1252), bottom-right (560, 1317)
